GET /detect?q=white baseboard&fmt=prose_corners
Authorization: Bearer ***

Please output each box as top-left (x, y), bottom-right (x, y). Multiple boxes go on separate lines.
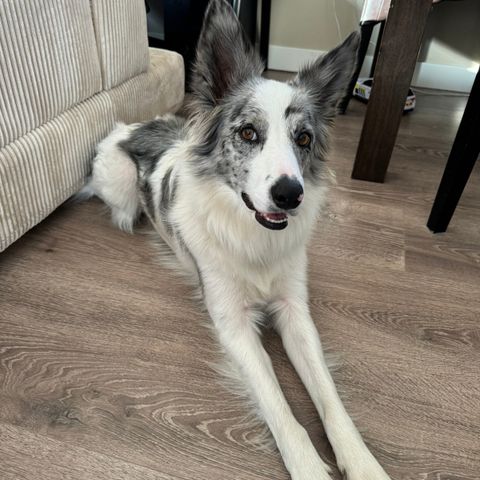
top-left (267, 45), bottom-right (476, 93)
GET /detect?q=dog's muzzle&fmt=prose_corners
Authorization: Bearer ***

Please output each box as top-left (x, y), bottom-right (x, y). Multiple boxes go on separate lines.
top-left (241, 192), bottom-right (289, 231)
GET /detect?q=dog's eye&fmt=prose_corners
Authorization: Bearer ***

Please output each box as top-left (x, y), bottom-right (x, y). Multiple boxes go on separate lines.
top-left (296, 132), bottom-right (311, 148)
top-left (240, 127), bottom-right (258, 142)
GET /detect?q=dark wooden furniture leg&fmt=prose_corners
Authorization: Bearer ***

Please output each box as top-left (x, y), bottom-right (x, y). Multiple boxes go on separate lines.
top-left (259, 0), bottom-right (271, 65)
top-left (369, 21), bottom-right (385, 77)
top-left (351, 0), bottom-right (432, 183)
top-left (427, 67), bottom-right (480, 233)
top-left (339, 22), bottom-right (375, 115)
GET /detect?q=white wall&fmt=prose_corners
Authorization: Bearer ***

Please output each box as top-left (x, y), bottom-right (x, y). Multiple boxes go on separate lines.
top-left (420, 0), bottom-right (480, 68)
top-left (269, 0), bottom-right (361, 51)
top-left (267, 0), bottom-right (480, 92)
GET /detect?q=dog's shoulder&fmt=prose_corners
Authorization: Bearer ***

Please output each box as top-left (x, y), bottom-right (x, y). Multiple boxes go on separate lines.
top-left (119, 114), bottom-right (187, 174)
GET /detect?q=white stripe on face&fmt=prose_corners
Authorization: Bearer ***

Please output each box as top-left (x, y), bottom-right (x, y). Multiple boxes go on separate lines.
top-left (245, 79), bottom-right (305, 212)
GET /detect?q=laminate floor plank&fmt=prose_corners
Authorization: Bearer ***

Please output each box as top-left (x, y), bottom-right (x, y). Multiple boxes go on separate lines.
top-left (0, 423), bottom-right (176, 480)
top-left (1, 83), bottom-right (479, 480)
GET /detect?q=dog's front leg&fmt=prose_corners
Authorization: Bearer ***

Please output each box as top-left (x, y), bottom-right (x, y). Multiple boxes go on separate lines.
top-left (202, 272), bottom-right (332, 480)
top-left (271, 270), bottom-right (391, 480)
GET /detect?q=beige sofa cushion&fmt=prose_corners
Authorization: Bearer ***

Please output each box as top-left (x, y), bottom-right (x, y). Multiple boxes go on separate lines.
top-left (91, 0), bottom-right (150, 90)
top-left (0, 0), bottom-right (102, 148)
top-left (108, 48), bottom-right (185, 123)
top-left (0, 93), bottom-right (114, 252)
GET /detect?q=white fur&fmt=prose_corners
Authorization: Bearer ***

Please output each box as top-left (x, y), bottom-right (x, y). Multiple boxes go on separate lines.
top-left (86, 80), bottom-right (391, 480)
top-left (247, 80), bottom-right (305, 212)
top-left (88, 123), bottom-right (141, 232)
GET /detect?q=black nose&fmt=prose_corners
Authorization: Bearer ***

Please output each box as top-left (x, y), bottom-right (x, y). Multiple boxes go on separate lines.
top-left (271, 176), bottom-right (304, 210)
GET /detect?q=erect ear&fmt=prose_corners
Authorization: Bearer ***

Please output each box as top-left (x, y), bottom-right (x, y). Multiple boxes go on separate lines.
top-left (190, 0), bottom-right (264, 112)
top-left (294, 32), bottom-right (360, 118)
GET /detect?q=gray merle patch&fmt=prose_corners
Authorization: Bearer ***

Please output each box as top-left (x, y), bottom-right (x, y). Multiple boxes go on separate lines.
top-left (188, 0), bottom-right (264, 114)
top-left (119, 116), bottom-right (186, 175)
top-left (120, 115), bottom-right (186, 217)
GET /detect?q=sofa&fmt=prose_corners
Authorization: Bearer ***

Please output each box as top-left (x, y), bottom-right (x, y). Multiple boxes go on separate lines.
top-left (0, 0), bottom-right (185, 252)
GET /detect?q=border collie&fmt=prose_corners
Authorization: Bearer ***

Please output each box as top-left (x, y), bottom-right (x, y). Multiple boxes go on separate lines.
top-left (83, 1), bottom-right (391, 478)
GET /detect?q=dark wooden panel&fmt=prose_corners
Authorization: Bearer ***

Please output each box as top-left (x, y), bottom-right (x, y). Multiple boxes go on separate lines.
top-left (259, 0), bottom-right (271, 65)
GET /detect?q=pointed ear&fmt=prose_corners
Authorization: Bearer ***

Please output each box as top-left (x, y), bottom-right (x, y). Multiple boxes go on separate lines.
top-left (190, 0), bottom-right (264, 111)
top-left (294, 32), bottom-right (360, 118)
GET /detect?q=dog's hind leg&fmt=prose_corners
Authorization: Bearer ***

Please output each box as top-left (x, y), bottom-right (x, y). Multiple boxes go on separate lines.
top-left (202, 271), bottom-right (333, 480)
top-left (87, 123), bottom-right (140, 232)
top-left (270, 262), bottom-right (392, 480)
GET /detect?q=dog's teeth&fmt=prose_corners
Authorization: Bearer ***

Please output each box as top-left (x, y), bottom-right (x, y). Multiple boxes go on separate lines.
top-left (262, 214), bottom-right (288, 223)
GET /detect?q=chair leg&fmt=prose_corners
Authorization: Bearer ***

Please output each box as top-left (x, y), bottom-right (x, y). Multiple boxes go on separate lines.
top-left (338, 22), bottom-right (374, 115)
top-left (369, 21), bottom-right (385, 77)
top-left (427, 67), bottom-right (480, 233)
top-left (351, 0), bottom-right (432, 182)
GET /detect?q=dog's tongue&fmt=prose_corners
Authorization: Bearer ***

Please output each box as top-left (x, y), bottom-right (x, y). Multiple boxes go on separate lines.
top-left (263, 212), bottom-right (287, 221)
top-left (259, 212), bottom-right (288, 223)
top-left (254, 210), bottom-right (288, 230)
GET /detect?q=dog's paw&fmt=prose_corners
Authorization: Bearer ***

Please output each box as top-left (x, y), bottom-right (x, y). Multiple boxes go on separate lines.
top-left (283, 429), bottom-right (333, 480)
top-left (288, 461), bottom-right (332, 480)
top-left (338, 453), bottom-right (391, 480)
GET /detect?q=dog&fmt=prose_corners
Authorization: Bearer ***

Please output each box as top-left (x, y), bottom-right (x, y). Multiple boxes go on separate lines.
top-left (83, 1), bottom-right (392, 478)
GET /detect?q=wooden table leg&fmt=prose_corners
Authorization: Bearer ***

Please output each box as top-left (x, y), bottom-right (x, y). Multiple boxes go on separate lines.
top-left (427, 67), bottom-right (480, 233)
top-left (351, 0), bottom-right (432, 183)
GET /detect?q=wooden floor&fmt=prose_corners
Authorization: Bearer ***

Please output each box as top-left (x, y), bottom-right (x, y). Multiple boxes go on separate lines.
top-left (1, 83), bottom-right (479, 480)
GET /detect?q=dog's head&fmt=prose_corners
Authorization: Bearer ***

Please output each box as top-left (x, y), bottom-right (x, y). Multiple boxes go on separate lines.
top-left (188, 0), bottom-right (359, 231)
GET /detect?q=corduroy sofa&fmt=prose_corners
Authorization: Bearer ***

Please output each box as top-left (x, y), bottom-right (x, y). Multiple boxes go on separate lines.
top-left (0, 0), bottom-right (185, 252)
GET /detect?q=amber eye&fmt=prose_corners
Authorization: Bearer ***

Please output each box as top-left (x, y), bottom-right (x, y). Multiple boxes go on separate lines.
top-left (240, 126), bottom-right (258, 142)
top-left (296, 132), bottom-right (311, 148)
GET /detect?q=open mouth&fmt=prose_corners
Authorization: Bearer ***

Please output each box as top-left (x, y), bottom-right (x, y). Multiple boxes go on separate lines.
top-left (241, 193), bottom-right (288, 230)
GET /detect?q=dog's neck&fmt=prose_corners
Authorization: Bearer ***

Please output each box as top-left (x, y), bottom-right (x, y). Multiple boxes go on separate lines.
top-left (174, 163), bottom-right (326, 271)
